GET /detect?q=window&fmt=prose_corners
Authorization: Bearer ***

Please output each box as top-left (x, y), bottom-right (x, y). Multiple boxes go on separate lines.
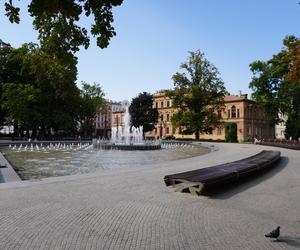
top-left (167, 101), bottom-right (170, 107)
top-left (166, 127), bottom-right (169, 134)
top-left (231, 106), bottom-right (236, 118)
top-left (217, 127), bottom-right (222, 135)
top-left (161, 101), bottom-right (164, 108)
top-left (247, 127), bottom-right (251, 135)
top-left (228, 109), bottom-right (230, 118)
top-left (167, 114), bottom-right (170, 121)
top-left (155, 102), bottom-right (158, 108)
top-left (237, 109), bottom-right (240, 118)
top-left (160, 114), bottom-right (164, 121)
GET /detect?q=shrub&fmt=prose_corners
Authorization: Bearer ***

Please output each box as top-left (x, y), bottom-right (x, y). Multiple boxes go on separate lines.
top-left (225, 123), bottom-right (238, 142)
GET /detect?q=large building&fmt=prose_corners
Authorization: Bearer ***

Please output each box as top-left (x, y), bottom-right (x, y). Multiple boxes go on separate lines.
top-left (145, 91), bottom-right (274, 142)
top-left (94, 100), bottom-right (112, 138)
top-left (94, 100), bottom-right (127, 138)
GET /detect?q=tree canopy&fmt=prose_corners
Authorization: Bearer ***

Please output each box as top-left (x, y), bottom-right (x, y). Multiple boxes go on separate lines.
top-left (249, 36), bottom-right (300, 139)
top-left (129, 92), bottom-right (158, 136)
top-left (3, 0), bottom-right (123, 55)
top-left (0, 40), bottom-right (105, 138)
top-left (78, 82), bottom-right (104, 137)
top-left (166, 50), bottom-right (227, 140)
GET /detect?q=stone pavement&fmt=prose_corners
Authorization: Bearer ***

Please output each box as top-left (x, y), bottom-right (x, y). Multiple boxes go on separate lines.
top-left (0, 143), bottom-right (299, 250)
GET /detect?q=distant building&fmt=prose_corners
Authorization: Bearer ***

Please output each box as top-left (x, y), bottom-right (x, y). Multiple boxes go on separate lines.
top-left (145, 91), bottom-right (274, 142)
top-left (94, 100), bottom-right (112, 138)
top-left (0, 126), bottom-right (14, 135)
top-left (111, 101), bottom-right (126, 129)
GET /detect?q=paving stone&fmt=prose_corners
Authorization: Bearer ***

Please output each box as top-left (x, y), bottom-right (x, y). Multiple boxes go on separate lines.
top-left (0, 143), bottom-right (299, 249)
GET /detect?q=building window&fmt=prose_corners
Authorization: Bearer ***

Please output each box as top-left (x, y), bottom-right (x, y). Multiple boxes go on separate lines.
top-left (217, 127), bottom-right (222, 135)
top-left (167, 114), bottom-right (170, 121)
top-left (231, 106), bottom-right (236, 118)
top-left (155, 102), bottom-right (158, 108)
top-left (167, 101), bottom-right (170, 107)
top-left (237, 109), bottom-right (240, 118)
top-left (247, 127), bottom-right (251, 135)
top-left (161, 101), bottom-right (164, 108)
top-left (228, 109), bottom-right (230, 118)
top-left (166, 127), bottom-right (169, 134)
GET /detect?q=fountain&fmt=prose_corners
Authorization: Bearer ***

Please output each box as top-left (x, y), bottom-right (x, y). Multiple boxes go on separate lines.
top-left (93, 105), bottom-right (161, 150)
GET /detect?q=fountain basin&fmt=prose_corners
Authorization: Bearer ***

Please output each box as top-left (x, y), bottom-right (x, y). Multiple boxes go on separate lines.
top-left (95, 144), bottom-right (161, 151)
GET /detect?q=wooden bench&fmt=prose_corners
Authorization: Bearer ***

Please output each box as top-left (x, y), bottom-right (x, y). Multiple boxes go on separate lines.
top-left (164, 150), bottom-right (281, 195)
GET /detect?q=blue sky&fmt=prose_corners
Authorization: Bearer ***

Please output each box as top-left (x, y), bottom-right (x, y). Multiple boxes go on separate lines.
top-left (1, 0), bottom-right (300, 101)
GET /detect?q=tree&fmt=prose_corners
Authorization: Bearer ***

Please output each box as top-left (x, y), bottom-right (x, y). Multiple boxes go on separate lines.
top-left (0, 41), bottom-right (80, 138)
top-left (3, 0), bottom-right (123, 54)
top-left (1, 83), bottom-right (41, 135)
top-left (0, 39), bottom-right (14, 129)
top-left (129, 92), bottom-right (158, 136)
top-left (249, 36), bottom-right (300, 140)
top-left (166, 50), bottom-right (227, 140)
top-left (78, 82), bottom-right (104, 137)
top-left (225, 123), bottom-right (237, 142)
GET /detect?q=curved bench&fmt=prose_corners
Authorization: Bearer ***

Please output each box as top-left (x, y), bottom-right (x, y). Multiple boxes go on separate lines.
top-left (164, 150), bottom-right (281, 195)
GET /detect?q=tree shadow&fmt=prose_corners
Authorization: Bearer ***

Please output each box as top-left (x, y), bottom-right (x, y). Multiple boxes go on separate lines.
top-left (0, 171), bottom-right (4, 183)
top-left (273, 236), bottom-right (300, 248)
top-left (201, 156), bottom-right (288, 199)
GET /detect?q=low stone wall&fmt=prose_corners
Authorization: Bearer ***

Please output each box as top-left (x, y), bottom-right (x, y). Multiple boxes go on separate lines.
top-left (95, 144), bottom-right (162, 151)
top-left (258, 139), bottom-right (300, 150)
top-left (0, 152), bottom-right (21, 183)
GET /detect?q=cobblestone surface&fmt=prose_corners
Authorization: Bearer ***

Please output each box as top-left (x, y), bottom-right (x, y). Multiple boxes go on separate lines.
top-left (0, 143), bottom-right (299, 249)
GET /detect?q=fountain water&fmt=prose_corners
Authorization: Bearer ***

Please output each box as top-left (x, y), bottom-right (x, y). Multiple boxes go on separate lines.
top-left (111, 107), bottom-right (144, 145)
top-left (94, 105), bottom-right (161, 150)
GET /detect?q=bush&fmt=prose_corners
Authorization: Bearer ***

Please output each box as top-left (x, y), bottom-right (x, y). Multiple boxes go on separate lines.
top-left (165, 135), bottom-right (175, 140)
top-left (225, 123), bottom-right (238, 142)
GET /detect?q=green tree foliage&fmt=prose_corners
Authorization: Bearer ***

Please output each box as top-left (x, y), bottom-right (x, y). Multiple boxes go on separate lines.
top-left (2, 83), bottom-right (40, 133)
top-left (225, 123), bottom-right (237, 142)
top-left (78, 82), bottom-right (104, 137)
top-left (0, 40), bottom-right (13, 129)
top-left (129, 92), bottom-right (158, 136)
top-left (166, 50), bottom-right (228, 140)
top-left (3, 0), bottom-right (123, 55)
top-left (249, 36), bottom-right (300, 139)
top-left (0, 40), bottom-right (80, 137)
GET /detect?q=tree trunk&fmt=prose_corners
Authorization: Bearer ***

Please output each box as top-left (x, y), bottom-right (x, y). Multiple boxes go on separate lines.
top-left (195, 130), bottom-right (200, 140)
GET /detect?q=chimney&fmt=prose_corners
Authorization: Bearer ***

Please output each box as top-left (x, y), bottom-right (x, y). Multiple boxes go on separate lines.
top-left (238, 90), bottom-right (242, 97)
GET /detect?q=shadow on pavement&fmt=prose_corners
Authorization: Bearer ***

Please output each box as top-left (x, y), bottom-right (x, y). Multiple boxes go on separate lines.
top-left (202, 156), bottom-right (288, 199)
top-left (273, 236), bottom-right (300, 248)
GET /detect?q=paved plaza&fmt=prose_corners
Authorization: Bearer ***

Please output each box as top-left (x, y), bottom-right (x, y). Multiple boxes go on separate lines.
top-left (0, 143), bottom-right (299, 249)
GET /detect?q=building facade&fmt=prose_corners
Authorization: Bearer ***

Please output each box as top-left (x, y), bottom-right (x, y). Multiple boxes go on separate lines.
top-left (145, 91), bottom-right (274, 142)
top-left (94, 100), bottom-right (112, 138)
top-left (111, 101), bottom-right (129, 129)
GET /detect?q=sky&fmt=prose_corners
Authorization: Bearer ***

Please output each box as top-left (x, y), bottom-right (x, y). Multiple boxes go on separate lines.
top-left (1, 0), bottom-right (300, 101)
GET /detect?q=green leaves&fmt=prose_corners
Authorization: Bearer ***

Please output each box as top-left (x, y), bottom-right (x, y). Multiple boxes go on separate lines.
top-left (0, 41), bottom-right (81, 136)
top-left (78, 82), bottom-right (105, 137)
top-left (166, 50), bottom-right (227, 139)
top-left (249, 36), bottom-right (300, 139)
top-left (129, 92), bottom-right (158, 134)
top-left (4, 0), bottom-right (20, 23)
top-left (3, 0), bottom-right (123, 57)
